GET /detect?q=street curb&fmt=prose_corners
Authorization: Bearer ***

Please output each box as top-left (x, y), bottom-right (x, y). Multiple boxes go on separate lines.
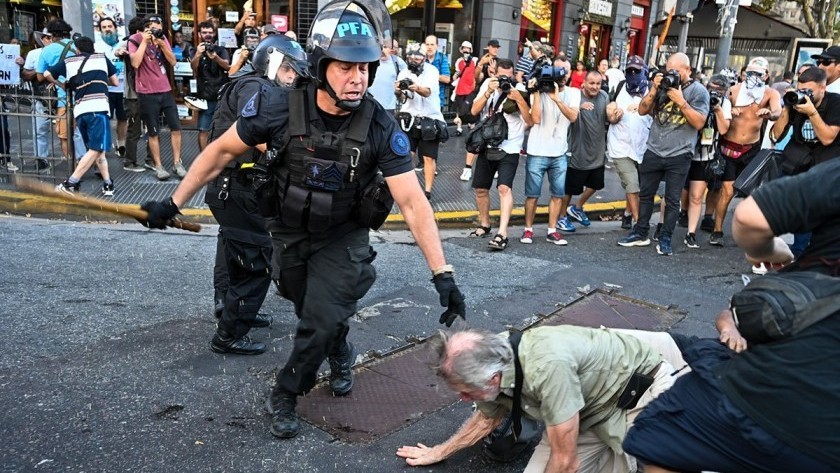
top-left (0, 188), bottom-right (631, 230)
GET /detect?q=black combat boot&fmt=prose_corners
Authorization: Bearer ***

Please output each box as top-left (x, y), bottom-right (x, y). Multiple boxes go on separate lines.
top-left (249, 313), bottom-right (273, 328)
top-left (328, 341), bottom-right (355, 396)
top-left (267, 392), bottom-right (300, 439)
top-left (209, 329), bottom-right (267, 355)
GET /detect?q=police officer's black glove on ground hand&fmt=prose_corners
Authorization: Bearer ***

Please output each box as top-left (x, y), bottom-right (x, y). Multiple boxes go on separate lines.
top-left (140, 198), bottom-right (180, 229)
top-left (432, 273), bottom-right (466, 327)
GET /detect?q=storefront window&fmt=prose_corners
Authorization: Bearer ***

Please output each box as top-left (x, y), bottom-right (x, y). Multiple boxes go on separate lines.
top-left (390, 0), bottom-right (476, 61)
top-left (520, 0), bottom-right (551, 43)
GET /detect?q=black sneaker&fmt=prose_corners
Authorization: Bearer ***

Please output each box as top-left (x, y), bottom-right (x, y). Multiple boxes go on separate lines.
top-left (101, 181), bottom-right (115, 197)
top-left (678, 211), bottom-right (688, 228)
top-left (684, 232), bottom-right (700, 249)
top-left (652, 223), bottom-right (663, 242)
top-left (267, 392), bottom-right (300, 439)
top-left (36, 159), bottom-right (51, 171)
top-left (55, 180), bottom-right (80, 195)
top-left (700, 216), bottom-right (715, 233)
top-left (709, 231), bottom-right (724, 246)
top-left (328, 341), bottom-right (355, 396)
top-left (620, 214), bottom-right (633, 230)
top-left (117, 145), bottom-right (126, 158)
top-left (209, 330), bottom-right (266, 355)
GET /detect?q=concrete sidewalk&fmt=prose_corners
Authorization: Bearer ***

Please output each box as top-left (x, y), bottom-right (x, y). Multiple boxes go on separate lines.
top-left (0, 126), bottom-right (632, 227)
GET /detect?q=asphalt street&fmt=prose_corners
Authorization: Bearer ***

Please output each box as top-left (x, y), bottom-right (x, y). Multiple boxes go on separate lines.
top-left (1, 215), bottom-right (753, 472)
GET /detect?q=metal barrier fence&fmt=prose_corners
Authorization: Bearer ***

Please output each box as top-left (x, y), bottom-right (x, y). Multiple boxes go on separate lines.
top-left (0, 84), bottom-right (75, 180)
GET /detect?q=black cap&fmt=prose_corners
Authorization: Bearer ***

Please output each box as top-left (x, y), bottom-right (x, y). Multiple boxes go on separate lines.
top-left (144, 15), bottom-right (164, 25)
top-left (811, 45), bottom-right (840, 61)
top-left (46, 19), bottom-right (73, 34)
top-left (487, 39), bottom-right (500, 48)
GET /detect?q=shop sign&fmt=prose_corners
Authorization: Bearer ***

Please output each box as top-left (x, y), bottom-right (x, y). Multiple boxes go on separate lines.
top-left (631, 5), bottom-right (645, 16)
top-left (589, 0), bottom-right (613, 17)
top-left (271, 15), bottom-right (289, 32)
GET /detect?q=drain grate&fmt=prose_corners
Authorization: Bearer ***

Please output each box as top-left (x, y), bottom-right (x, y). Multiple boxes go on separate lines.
top-left (297, 289), bottom-right (684, 443)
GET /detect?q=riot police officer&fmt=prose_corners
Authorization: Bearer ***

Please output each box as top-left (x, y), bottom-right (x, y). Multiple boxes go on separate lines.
top-left (140, 0), bottom-right (466, 440)
top-left (207, 34), bottom-right (311, 356)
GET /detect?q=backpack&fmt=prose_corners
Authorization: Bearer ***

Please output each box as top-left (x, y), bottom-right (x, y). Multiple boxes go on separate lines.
top-left (730, 271), bottom-right (840, 344)
top-left (466, 92), bottom-right (508, 154)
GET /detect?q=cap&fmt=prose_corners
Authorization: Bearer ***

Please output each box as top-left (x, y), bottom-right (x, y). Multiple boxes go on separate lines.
top-left (746, 57), bottom-right (769, 74)
top-left (460, 41), bottom-right (473, 50)
top-left (487, 39), bottom-right (500, 48)
top-left (811, 45), bottom-right (840, 61)
top-left (144, 15), bottom-right (164, 25)
top-left (261, 24), bottom-right (277, 35)
top-left (626, 55), bottom-right (645, 70)
top-left (244, 27), bottom-right (260, 38)
top-left (406, 47), bottom-right (425, 57)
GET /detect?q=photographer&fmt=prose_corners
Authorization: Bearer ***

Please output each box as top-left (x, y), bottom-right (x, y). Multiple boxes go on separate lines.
top-left (128, 14), bottom-right (182, 181)
top-left (474, 39), bottom-right (500, 85)
top-left (468, 58), bottom-right (532, 250)
top-left (191, 20), bottom-right (230, 152)
top-left (771, 66), bottom-right (840, 176)
top-left (618, 52), bottom-right (709, 256)
top-left (395, 48), bottom-right (445, 199)
top-left (683, 74), bottom-right (731, 250)
top-left (520, 59), bottom-right (580, 246)
top-left (229, 27), bottom-right (260, 76)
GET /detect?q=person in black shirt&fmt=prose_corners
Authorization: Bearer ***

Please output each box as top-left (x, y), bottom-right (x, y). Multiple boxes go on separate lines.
top-left (191, 20), bottom-right (230, 151)
top-left (139, 0), bottom-right (465, 441)
top-left (623, 159), bottom-right (840, 473)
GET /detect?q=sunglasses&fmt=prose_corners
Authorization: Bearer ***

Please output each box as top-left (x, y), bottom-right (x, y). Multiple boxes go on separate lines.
top-left (818, 59), bottom-right (837, 66)
top-left (626, 68), bottom-right (642, 75)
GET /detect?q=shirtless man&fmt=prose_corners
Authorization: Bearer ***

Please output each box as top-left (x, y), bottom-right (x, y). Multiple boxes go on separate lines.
top-left (710, 57), bottom-right (780, 246)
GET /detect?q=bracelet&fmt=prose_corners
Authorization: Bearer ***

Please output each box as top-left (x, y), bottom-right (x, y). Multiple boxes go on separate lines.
top-left (432, 264), bottom-right (454, 276)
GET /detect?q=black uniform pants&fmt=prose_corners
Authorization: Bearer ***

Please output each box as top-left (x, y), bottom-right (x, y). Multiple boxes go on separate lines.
top-left (123, 99), bottom-right (142, 167)
top-left (206, 171), bottom-right (273, 338)
top-left (269, 225), bottom-right (377, 395)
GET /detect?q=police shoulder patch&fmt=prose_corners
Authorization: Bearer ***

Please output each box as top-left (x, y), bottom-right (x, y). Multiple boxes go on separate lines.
top-left (390, 130), bottom-right (411, 156)
top-left (241, 91), bottom-right (260, 117)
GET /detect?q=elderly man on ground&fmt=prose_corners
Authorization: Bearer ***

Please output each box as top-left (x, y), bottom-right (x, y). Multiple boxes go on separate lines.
top-left (397, 326), bottom-right (685, 472)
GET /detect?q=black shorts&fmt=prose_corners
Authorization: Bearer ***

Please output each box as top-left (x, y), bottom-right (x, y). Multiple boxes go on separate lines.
top-left (108, 92), bottom-right (127, 121)
top-left (138, 92), bottom-right (181, 136)
top-left (454, 93), bottom-right (478, 124)
top-left (409, 135), bottom-right (440, 160)
top-left (565, 166), bottom-right (605, 196)
top-left (686, 160), bottom-right (723, 190)
top-left (472, 150), bottom-right (519, 189)
top-left (721, 142), bottom-right (761, 182)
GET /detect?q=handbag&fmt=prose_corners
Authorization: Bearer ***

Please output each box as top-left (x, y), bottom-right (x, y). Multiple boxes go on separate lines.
top-left (733, 149), bottom-right (781, 197)
top-left (485, 148), bottom-right (507, 161)
top-left (466, 93), bottom-right (508, 154)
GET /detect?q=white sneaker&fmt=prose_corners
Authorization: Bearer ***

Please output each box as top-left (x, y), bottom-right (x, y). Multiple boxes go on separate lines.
top-left (4, 161), bottom-right (19, 172)
top-left (155, 166), bottom-right (171, 181)
top-left (751, 262), bottom-right (769, 275)
top-left (459, 168), bottom-right (472, 181)
top-left (173, 162), bottom-right (187, 178)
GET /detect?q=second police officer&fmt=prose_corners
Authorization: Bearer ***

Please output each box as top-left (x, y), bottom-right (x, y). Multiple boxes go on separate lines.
top-left (206, 34), bottom-right (311, 355)
top-left (140, 0), bottom-right (466, 440)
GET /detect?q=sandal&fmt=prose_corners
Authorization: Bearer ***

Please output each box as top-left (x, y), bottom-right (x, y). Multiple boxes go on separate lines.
top-left (488, 234), bottom-right (508, 251)
top-left (469, 226), bottom-right (491, 238)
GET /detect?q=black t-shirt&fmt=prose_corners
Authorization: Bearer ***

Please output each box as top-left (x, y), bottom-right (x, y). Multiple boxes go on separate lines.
top-left (236, 86), bottom-right (413, 179)
top-left (718, 159), bottom-right (840, 468)
top-left (196, 45), bottom-right (230, 101)
top-left (752, 158), bottom-right (840, 274)
top-left (786, 91), bottom-right (840, 166)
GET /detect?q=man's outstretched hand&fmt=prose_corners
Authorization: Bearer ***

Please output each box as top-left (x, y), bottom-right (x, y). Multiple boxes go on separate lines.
top-left (140, 198), bottom-right (180, 229)
top-left (432, 272), bottom-right (466, 327)
top-left (396, 443), bottom-right (444, 466)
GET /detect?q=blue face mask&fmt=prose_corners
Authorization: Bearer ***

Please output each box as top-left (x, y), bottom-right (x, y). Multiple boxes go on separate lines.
top-left (625, 68), bottom-right (648, 96)
top-left (102, 32), bottom-right (119, 46)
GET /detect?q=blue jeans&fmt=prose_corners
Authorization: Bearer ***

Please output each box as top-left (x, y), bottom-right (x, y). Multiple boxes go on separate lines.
top-left (633, 151), bottom-right (692, 239)
top-left (32, 101), bottom-right (51, 157)
top-left (524, 155), bottom-right (567, 197)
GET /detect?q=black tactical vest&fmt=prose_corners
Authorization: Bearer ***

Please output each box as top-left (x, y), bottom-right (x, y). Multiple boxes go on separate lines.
top-left (274, 86), bottom-right (375, 232)
top-left (209, 75), bottom-right (272, 168)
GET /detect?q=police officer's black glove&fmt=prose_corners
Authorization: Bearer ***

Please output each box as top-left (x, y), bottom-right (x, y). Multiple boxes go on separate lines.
top-left (432, 272), bottom-right (466, 327)
top-left (140, 198), bottom-right (180, 229)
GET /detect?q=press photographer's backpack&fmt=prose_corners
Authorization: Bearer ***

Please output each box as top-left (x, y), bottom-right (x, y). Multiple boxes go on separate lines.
top-left (730, 271), bottom-right (840, 344)
top-left (466, 92), bottom-right (508, 154)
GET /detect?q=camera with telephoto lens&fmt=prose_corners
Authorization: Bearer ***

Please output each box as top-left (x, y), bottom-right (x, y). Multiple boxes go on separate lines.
top-left (783, 89), bottom-right (814, 107)
top-left (151, 28), bottom-right (165, 39)
top-left (535, 63), bottom-right (567, 93)
top-left (398, 78), bottom-right (414, 91)
top-left (497, 75), bottom-right (514, 92)
top-left (660, 69), bottom-right (681, 89)
top-left (709, 90), bottom-right (722, 107)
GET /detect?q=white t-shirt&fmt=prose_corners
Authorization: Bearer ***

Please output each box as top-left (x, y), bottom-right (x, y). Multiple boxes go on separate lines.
top-left (526, 86), bottom-right (580, 157)
top-left (695, 97), bottom-right (732, 162)
top-left (606, 86), bottom-right (653, 163)
top-left (24, 47), bottom-right (42, 71)
top-left (397, 64), bottom-right (443, 121)
top-left (94, 40), bottom-right (126, 93)
top-left (605, 67), bottom-right (625, 93)
top-left (477, 79), bottom-right (528, 155)
top-left (827, 78), bottom-right (840, 94)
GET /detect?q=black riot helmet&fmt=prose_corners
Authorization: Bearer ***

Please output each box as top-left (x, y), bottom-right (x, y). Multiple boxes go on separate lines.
top-left (307, 0), bottom-right (392, 110)
top-left (251, 34), bottom-right (310, 86)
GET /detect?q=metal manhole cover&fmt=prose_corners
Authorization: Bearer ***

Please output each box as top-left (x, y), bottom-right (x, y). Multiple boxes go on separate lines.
top-left (540, 290), bottom-right (684, 331)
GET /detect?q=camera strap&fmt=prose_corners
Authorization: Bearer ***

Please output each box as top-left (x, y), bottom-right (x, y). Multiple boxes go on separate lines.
top-left (508, 331), bottom-right (524, 439)
top-left (489, 91), bottom-right (507, 116)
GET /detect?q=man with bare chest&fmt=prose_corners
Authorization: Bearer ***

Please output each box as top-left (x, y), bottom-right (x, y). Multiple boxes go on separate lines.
top-left (710, 57), bottom-right (781, 246)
